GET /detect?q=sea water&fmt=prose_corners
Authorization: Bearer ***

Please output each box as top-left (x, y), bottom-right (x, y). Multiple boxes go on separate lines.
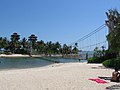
top-left (0, 57), bottom-right (87, 70)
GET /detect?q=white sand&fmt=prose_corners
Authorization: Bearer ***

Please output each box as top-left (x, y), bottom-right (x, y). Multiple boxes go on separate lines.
top-left (0, 62), bottom-right (118, 90)
top-left (0, 54), bottom-right (62, 58)
top-left (0, 54), bottom-right (30, 57)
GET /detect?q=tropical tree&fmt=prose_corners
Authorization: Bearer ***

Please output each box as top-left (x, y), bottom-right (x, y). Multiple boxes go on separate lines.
top-left (45, 41), bottom-right (53, 56)
top-left (2, 37), bottom-right (9, 51)
top-left (72, 43), bottom-right (78, 54)
top-left (36, 40), bottom-right (45, 54)
top-left (72, 47), bottom-right (78, 54)
top-left (28, 34), bottom-right (37, 54)
top-left (75, 43), bottom-right (78, 47)
top-left (93, 47), bottom-right (102, 57)
top-left (103, 9), bottom-right (120, 69)
top-left (106, 9), bottom-right (120, 55)
top-left (0, 37), bottom-right (10, 54)
top-left (20, 37), bottom-right (29, 54)
top-left (106, 9), bottom-right (120, 33)
top-left (9, 33), bottom-right (20, 53)
top-left (62, 44), bottom-right (71, 55)
top-left (0, 37), bottom-right (3, 50)
top-left (52, 42), bottom-right (61, 54)
top-left (0, 37), bottom-right (4, 53)
top-left (21, 38), bottom-right (28, 48)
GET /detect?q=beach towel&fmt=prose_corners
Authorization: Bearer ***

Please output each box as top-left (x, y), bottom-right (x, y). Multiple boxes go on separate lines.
top-left (89, 78), bottom-right (108, 84)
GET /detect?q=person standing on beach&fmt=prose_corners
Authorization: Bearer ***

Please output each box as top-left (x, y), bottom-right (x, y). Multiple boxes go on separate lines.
top-left (111, 68), bottom-right (120, 82)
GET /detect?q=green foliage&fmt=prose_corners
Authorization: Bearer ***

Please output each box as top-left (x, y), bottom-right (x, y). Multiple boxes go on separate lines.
top-left (102, 58), bottom-right (115, 68)
top-left (88, 46), bottom-right (106, 63)
top-left (107, 25), bottom-right (120, 53)
top-left (72, 47), bottom-right (78, 54)
top-left (28, 34), bottom-right (37, 55)
top-left (103, 10), bottom-right (120, 69)
top-left (114, 57), bottom-right (120, 69)
top-left (103, 57), bottom-right (120, 69)
top-left (106, 9), bottom-right (120, 54)
top-left (88, 57), bottom-right (101, 63)
top-left (0, 33), bottom-right (79, 55)
top-left (9, 33), bottom-right (20, 53)
top-left (0, 37), bottom-right (9, 50)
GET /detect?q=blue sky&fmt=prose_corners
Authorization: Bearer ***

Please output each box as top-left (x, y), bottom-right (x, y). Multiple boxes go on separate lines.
top-left (0, 0), bottom-right (120, 46)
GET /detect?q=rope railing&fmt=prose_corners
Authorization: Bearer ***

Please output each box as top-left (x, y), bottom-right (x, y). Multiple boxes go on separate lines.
top-left (79, 40), bottom-right (107, 50)
top-left (69, 24), bottom-right (106, 46)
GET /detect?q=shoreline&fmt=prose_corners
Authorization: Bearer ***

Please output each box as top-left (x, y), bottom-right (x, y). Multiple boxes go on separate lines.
top-left (0, 54), bottom-right (62, 58)
top-left (0, 54), bottom-right (30, 58)
top-left (0, 54), bottom-right (80, 59)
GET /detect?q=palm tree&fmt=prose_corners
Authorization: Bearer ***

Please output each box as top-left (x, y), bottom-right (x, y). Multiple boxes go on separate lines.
top-left (9, 33), bottom-right (20, 53)
top-left (20, 37), bottom-right (28, 54)
top-left (62, 44), bottom-right (70, 55)
top-left (54, 42), bottom-right (61, 54)
top-left (106, 9), bottom-right (120, 54)
top-left (0, 37), bottom-right (3, 50)
top-left (28, 34), bottom-right (37, 55)
top-left (21, 38), bottom-right (27, 49)
top-left (106, 9), bottom-right (120, 33)
top-left (36, 40), bottom-right (45, 54)
top-left (0, 37), bottom-right (10, 54)
top-left (72, 43), bottom-right (78, 54)
top-left (72, 47), bottom-right (78, 54)
top-left (2, 37), bottom-right (9, 50)
top-left (45, 41), bottom-right (53, 56)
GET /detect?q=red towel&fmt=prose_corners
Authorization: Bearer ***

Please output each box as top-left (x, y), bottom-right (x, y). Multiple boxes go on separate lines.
top-left (89, 78), bottom-right (108, 84)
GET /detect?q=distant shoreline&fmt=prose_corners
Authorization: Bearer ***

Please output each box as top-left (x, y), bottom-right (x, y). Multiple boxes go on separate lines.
top-left (0, 54), bottom-right (61, 58)
top-left (0, 54), bottom-right (30, 58)
top-left (0, 54), bottom-right (80, 59)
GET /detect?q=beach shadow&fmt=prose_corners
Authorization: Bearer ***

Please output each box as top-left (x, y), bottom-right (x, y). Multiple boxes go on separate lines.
top-left (98, 76), bottom-right (111, 80)
top-left (106, 84), bottom-right (120, 90)
top-left (91, 66), bottom-right (106, 69)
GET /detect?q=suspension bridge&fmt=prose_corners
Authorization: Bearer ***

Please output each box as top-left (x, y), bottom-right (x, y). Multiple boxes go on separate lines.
top-left (69, 24), bottom-right (108, 59)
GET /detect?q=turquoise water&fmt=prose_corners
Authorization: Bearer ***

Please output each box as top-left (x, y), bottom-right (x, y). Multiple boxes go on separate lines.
top-left (0, 57), bottom-right (86, 70)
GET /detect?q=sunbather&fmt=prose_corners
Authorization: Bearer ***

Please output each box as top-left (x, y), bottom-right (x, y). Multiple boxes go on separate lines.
top-left (111, 68), bottom-right (120, 82)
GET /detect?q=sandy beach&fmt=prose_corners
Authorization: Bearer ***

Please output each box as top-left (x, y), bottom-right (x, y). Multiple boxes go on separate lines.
top-left (0, 54), bottom-right (63, 58)
top-left (0, 62), bottom-right (119, 90)
top-left (0, 54), bottom-right (30, 58)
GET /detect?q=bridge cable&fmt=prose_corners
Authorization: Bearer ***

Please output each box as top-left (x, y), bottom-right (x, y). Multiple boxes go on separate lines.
top-left (69, 24), bottom-right (106, 46)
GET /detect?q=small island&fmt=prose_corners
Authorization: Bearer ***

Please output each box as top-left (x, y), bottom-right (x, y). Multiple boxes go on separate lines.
top-left (0, 33), bottom-right (79, 58)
